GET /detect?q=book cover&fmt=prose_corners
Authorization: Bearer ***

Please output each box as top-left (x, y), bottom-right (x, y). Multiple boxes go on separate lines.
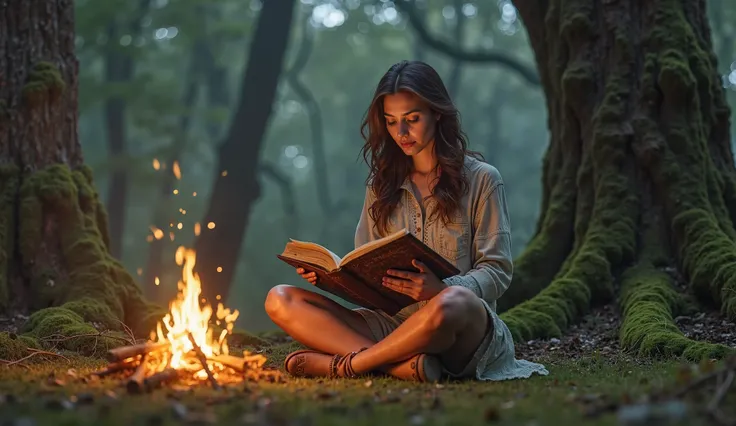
top-left (277, 232), bottom-right (460, 315)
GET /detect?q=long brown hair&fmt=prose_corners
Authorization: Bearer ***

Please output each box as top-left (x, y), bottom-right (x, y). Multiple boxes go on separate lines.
top-left (359, 60), bottom-right (483, 236)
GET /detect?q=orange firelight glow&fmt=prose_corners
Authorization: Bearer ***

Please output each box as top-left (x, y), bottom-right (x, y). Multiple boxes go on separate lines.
top-left (154, 247), bottom-right (240, 375)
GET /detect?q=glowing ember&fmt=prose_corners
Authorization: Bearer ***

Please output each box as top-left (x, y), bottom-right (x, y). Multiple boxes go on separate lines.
top-left (153, 246), bottom-right (239, 377)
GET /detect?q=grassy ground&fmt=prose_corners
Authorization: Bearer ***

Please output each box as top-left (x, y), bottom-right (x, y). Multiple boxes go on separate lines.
top-left (0, 340), bottom-right (729, 426)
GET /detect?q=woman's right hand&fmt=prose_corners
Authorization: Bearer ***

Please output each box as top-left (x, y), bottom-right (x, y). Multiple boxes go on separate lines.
top-left (296, 267), bottom-right (318, 285)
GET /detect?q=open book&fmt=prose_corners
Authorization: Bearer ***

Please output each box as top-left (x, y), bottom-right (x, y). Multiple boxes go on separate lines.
top-left (277, 229), bottom-right (460, 315)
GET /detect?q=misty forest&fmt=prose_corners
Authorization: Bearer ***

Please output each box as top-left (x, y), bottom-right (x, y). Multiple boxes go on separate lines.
top-left (1, 0), bottom-right (736, 425)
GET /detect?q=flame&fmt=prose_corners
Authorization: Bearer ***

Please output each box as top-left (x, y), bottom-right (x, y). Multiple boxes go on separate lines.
top-left (154, 246), bottom-right (239, 371)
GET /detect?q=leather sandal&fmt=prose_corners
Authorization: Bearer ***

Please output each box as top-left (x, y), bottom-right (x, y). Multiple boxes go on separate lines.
top-left (284, 348), bottom-right (368, 379)
top-left (283, 349), bottom-right (333, 378)
top-left (384, 353), bottom-right (443, 383)
top-left (331, 347), bottom-right (367, 378)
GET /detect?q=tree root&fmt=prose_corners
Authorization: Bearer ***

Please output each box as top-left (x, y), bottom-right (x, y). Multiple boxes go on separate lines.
top-left (618, 263), bottom-right (734, 361)
top-left (672, 209), bottom-right (736, 320)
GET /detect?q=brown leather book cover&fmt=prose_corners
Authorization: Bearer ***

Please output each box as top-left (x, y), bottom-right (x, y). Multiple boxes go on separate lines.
top-left (277, 232), bottom-right (460, 316)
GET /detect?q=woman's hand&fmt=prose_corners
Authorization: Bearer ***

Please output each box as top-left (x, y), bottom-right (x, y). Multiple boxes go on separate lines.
top-left (296, 267), bottom-right (318, 285)
top-left (382, 259), bottom-right (447, 301)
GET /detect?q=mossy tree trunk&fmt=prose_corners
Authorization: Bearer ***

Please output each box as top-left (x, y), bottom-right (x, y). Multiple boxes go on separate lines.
top-left (0, 0), bottom-right (161, 358)
top-left (499, 0), bottom-right (736, 360)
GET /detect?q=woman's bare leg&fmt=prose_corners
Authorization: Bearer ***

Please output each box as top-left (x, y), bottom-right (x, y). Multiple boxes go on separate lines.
top-left (264, 284), bottom-right (376, 355)
top-left (349, 286), bottom-right (490, 375)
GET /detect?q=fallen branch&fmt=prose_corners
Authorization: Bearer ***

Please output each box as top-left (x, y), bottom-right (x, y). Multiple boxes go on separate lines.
top-left (0, 359), bottom-right (30, 370)
top-left (188, 332), bottom-right (221, 390)
top-left (2, 348), bottom-right (69, 367)
top-left (106, 342), bottom-right (169, 362)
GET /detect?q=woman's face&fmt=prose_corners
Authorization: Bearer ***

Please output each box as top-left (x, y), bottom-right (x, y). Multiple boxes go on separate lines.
top-left (382, 91), bottom-right (437, 156)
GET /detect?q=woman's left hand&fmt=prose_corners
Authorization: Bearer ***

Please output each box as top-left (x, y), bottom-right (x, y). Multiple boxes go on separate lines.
top-left (382, 259), bottom-right (447, 301)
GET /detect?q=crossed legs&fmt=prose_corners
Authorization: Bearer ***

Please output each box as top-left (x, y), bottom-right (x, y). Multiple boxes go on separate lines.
top-left (264, 284), bottom-right (490, 378)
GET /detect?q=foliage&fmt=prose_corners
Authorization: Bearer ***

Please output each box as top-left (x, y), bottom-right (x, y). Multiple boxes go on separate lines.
top-left (73, 0), bottom-right (736, 331)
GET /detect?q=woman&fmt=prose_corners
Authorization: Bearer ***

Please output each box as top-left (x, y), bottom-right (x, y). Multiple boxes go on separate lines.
top-left (264, 60), bottom-right (548, 382)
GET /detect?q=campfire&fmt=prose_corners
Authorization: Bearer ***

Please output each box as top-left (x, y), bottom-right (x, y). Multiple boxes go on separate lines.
top-left (94, 246), bottom-right (275, 393)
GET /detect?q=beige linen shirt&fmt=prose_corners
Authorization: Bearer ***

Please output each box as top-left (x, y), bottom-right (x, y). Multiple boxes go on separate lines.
top-left (354, 155), bottom-right (513, 313)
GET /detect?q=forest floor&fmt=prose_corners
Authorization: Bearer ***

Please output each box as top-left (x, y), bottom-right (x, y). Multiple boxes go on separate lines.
top-left (0, 304), bottom-right (735, 426)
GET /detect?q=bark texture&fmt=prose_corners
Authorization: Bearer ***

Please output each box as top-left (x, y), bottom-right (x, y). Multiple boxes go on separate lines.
top-left (193, 0), bottom-right (296, 304)
top-left (0, 0), bottom-right (161, 358)
top-left (499, 0), bottom-right (736, 360)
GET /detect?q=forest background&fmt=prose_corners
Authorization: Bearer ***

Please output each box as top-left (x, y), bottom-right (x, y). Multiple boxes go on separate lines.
top-left (75, 0), bottom-right (736, 332)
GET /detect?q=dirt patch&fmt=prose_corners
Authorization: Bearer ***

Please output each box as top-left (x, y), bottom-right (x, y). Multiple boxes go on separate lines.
top-left (514, 304), bottom-right (621, 361)
top-left (513, 304), bottom-right (736, 362)
top-left (675, 311), bottom-right (736, 348)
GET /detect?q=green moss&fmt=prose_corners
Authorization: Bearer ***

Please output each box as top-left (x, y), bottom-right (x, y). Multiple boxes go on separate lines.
top-left (657, 48), bottom-right (696, 106)
top-left (501, 32), bottom-right (639, 340)
top-left (0, 332), bottom-right (29, 360)
top-left (672, 208), bottom-right (736, 319)
top-left (18, 182), bottom-right (43, 267)
top-left (561, 60), bottom-right (595, 108)
top-left (16, 164), bottom-right (164, 344)
top-left (619, 263), bottom-right (734, 361)
top-left (22, 306), bottom-right (124, 355)
top-left (22, 61), bottom-right (65, 106)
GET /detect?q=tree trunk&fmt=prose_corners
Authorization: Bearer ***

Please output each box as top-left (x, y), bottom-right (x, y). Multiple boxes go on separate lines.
top-left (144, 44), bottom-right (203, 304)
top-left (0, 0), bottom-right (161, 354)
top-left (499, 0), bottom-right (736, 361)
top-left (193, 0), bottom-right (296, 304)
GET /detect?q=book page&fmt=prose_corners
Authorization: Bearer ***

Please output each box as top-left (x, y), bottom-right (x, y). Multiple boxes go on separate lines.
top-left (339, 228), bottom-right (409, 266)
top-left (281, 239), bottom-right (342, 271)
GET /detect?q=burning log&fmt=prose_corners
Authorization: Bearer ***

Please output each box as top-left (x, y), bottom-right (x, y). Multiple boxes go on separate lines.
top-left (187, 332), bottom-right (221, 390)
top-left (211, 355), bottom-right (247, 373)
top-left (143, 368), bottom-right (180, 391)
top-left (106, 342), bottom-right (169, 362)
top-left (125, 354), bottom-right (148, 394)
top-left (91, 357), bottom-right (139, 378)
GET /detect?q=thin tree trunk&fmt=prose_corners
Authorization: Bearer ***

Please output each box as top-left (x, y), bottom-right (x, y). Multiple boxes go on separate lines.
top-left (0, 0), bottom-right (159, 346)
top-left (500, 0), bottom-right (736, 361)
top-left (103, 0), bottom-right (150, 258)
top-left (284, 15), bottom-right (331, 242)
top-left (193, 0), bottom-right (297, 304)
top-left (144, 50), bottom-right (201, 303)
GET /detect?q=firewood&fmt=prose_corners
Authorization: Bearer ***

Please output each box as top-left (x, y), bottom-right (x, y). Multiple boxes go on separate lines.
top-left (143, 368), bottom-right (180, 390)
top-left (91, 358), bottom-right (139, 377)
top-left (106, 342), bottom-right (169, 362)
top-left (211, 355), bottom-right (247, 373)
top-left (187, 332), bottom-right (221, 390)
top-left (125, 354), bottom-right (148, 394)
